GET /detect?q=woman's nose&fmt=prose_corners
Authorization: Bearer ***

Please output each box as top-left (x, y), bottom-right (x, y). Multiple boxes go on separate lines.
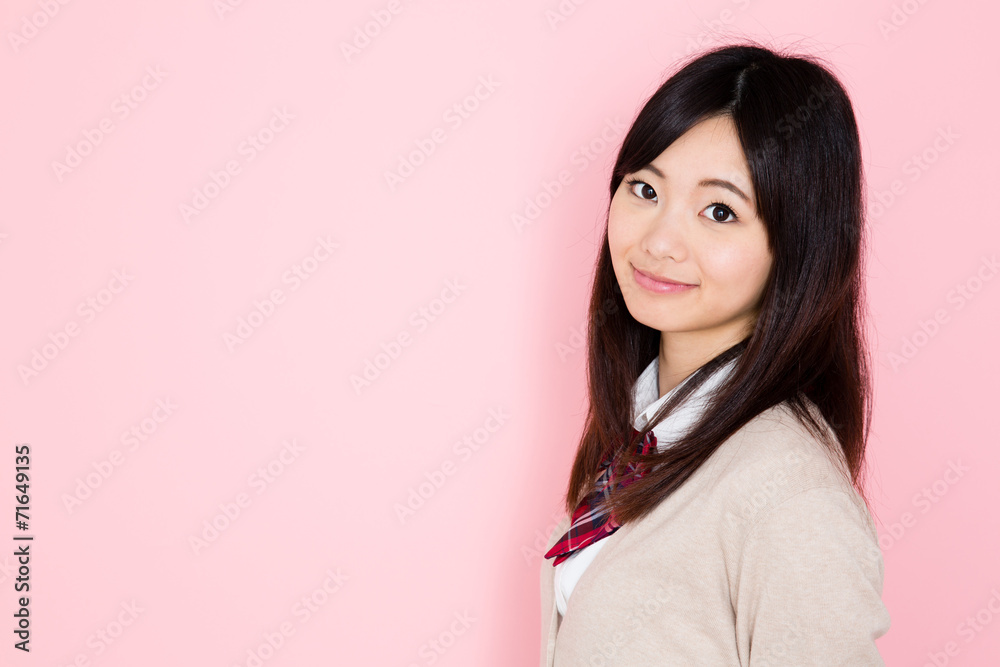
top-left (640, 207), bottom-right (688, 263)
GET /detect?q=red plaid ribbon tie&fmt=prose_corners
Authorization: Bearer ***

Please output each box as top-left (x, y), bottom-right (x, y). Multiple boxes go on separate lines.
top-left (544, 427), bottom-right (658, 566)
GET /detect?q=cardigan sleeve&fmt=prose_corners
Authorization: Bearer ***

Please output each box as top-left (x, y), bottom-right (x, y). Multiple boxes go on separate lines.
top-left (733, 485), bottom-right (891, 666)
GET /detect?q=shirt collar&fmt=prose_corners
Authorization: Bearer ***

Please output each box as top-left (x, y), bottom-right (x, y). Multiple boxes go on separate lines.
top-left (632, 355), bottom-right (738, 451)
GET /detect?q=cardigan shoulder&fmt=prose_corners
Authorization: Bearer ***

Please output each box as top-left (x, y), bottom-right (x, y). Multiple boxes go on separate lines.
top-left (707, 398), bottom-right (888, 657)
top-left (731, 483), bottom-right (890, 664)
top-left (707, 397), bottom-right (875, 547)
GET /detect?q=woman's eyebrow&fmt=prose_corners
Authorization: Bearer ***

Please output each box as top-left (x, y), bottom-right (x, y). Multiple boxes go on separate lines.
top-left (699, 178), bottom-right (751, 204)
top-left (638, 164), bottom-right (751, 205)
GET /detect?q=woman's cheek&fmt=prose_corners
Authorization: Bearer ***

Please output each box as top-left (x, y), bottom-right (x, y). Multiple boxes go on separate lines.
top-left (709, 241), bottom-right (771, 305)
top-left (710, 240), bottom-right (752, 280)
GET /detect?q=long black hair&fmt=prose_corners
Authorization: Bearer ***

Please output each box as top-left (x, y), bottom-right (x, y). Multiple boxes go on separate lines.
top-left (564, 41), bottom-right (876, 526)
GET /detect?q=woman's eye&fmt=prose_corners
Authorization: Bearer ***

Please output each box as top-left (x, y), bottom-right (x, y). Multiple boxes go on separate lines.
top-left (703, 203), bottom-right (737, 223)
top-left (628, 180), bottom-right (657, 201)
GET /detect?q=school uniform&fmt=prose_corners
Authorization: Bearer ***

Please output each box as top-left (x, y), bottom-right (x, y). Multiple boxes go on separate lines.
top-left (539, 356), bottom-right (891, 666)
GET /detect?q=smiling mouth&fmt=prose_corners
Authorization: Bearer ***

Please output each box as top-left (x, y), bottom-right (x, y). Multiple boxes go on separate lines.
top-left (632, 266), bottom-right (698, 294)
top-left (633, 266), bottom-right (695, 285)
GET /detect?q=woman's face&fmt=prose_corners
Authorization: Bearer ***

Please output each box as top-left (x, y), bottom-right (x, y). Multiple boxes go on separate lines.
top-left (608, 114), bottom-right (773, 350)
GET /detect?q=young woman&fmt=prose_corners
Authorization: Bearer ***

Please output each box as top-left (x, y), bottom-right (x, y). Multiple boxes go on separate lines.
top-left (539, 43), bottom-right (890, 665)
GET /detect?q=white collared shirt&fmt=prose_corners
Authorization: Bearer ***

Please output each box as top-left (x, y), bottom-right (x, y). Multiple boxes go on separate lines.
top-left (553, 354), bottom-right (738, 617)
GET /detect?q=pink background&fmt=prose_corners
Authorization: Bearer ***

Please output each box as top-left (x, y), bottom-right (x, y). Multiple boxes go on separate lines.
top-left (1, 1), bottom-right (997, 665)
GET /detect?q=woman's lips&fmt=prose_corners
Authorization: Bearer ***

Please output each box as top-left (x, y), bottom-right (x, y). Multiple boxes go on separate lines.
top-left (632, 266), bottom-right (698, 294)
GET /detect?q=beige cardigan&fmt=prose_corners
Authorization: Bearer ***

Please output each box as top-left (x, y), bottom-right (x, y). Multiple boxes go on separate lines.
top-left (539, 400), bottom-right (890, 666)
